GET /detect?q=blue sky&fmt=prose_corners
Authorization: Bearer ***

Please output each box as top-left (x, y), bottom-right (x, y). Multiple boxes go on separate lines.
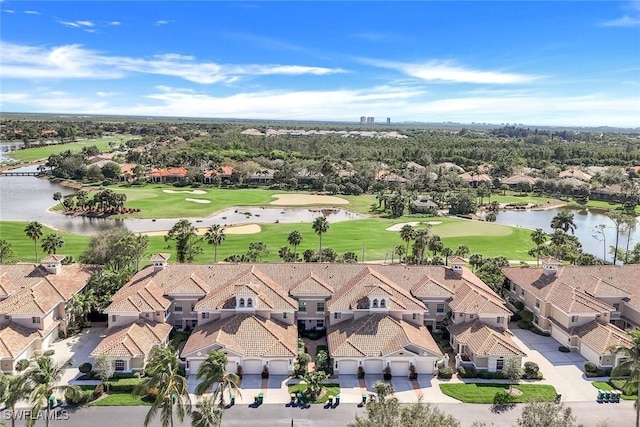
top-left (1, 1), bottom-right (639, 127)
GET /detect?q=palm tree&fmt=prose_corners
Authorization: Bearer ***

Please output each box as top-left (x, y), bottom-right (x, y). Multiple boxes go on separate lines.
top-left (191, 395), bottom-right (223, 427)
top-left (609, 328), bottom-right (640, 427)
top-left (441, 247), bottom-right (453, 266)
top-left (68, 289), bottom-right (96, 326)
top-left (312, 216), bottom-right (329, 262)
top-left (530, 228), bottom-right (547, 266)
top-left (413, 229), bottom-right (431, 264)
top-left (607, 210), bottom-right (627, 264)
top-left (52, 192), bottom-right (62, 203)
top-left (287, 230), bottom-right (303, 262)
top-left (25, 356), bottom-right (82, 427)
top-left (195, 351), bottom-right (240, 407)
top-left (41, 233), bottom-right (64, 255)
top-left (623, 215), bottom-right (638, 264)
top-left (1, 372), bottom-right (31, 427)
top-left (399, 225), bottom-right (415, 260)
top-left (134, 345), bottom-right (191, 427)
top-left (550, 211), bottom-right (577, 234)
top-left (24, 221), bottom-right (43, 262)
top-left (455, 245), bottom-right (470, 258)
top-left (203, 225), bottom-right (225, 263)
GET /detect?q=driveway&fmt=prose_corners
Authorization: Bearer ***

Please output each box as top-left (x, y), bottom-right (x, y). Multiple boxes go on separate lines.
top-left (48, 326), bottom-right (106, 384)
top-left (510, 328), bottom-right (600, 402)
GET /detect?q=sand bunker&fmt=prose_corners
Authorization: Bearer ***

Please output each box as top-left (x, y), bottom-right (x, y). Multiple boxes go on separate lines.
top-left (427, 221), bottom-right (442, 225)
top-left (385, 221), bottom-right (421, 232)
top-left (143, 224), bottom-right (262, 237)
top-left (269, 194), bottom-right (349, 206)
top-left (185, 198), bottom-right (211, 204)
top-left (162, 189), bottom-right (207, 195)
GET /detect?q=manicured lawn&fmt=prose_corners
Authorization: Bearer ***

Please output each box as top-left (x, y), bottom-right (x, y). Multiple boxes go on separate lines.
top-left (1, 214), bottom-right (536, 264)
top-left (0, 221), bottom-right (90, 263)
top-left (88, 393), bottom-right (151, 406)
top-left (491, 194), bottom-right (555, 205)
top-left (288, 383), bottom-right (340, 404)
top-left (439, 383), bottom-right (557, 403)
top-left (6, 136), bottom-right (135, 162)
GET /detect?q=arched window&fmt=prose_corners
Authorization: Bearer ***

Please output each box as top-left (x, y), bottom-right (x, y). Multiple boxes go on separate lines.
top-left (380, 299), bottom-right (386, 308)
top-left (372, 299), bottom-right (378, 308)
top-left (239, 298), bottom-right (245, 308)
top-left (247, 298), bottom-right (253, 307)
top-left (115, 360), bottom-right (125, 371)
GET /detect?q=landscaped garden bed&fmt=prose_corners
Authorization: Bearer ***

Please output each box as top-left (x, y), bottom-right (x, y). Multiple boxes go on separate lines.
top-left (287, 383), bottom-right (340, 404)
top-left (592, 380), bottom-right (636, 401)
top-left (439, 383), bottom-right (556, 403)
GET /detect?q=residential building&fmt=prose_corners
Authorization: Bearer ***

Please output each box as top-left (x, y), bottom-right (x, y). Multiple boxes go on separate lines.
top-left (0, 256), bottom-right (94, 373)
top-left (93, 257), bottom-right (522, 377)
top-left (503, 259), bottom-right (636, 369)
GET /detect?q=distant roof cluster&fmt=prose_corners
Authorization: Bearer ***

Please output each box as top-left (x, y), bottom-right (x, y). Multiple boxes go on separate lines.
top-left (241, 128), bottom-right (408, 139)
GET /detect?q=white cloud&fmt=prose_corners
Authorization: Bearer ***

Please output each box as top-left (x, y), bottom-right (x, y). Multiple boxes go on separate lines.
top-left (25, 10), bottom-right (40, 15)
top-left (76, 20), bottom-right (94, 27)
top-left (362, 58), bottom-right (540, 84)
top-left (0, 42), bottom-right (346, 83)
top-left (56, 19), bottom-right (95, 30)
top-left (155, 20), bottom-right (171, 26)
top-left (4, 9), bottom-right (14, 13)
top-left (107, 21), bottom-right (121, 26)
top-left (599, 15), bottom-right (640, 27)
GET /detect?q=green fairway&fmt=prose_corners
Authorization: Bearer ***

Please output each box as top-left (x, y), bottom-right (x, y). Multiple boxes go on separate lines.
top-left (1, 215), bottom-right (536, 264)
top-left (0, 221), bottom-right (90, 263)
top-left (6, 135), bottom-right (136, 162)
top-left (439, 383), bottom-right (557, 403)
top-left (109, 185), bottom-right (374, 218)
top-left (490, 194), bottom-right (555, 205)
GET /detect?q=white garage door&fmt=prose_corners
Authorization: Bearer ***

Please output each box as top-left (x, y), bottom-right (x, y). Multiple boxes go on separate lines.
top-left (269, 360), bottom-right (289, 375)
top-left (414, 358), bottom-right (434, 374)
top-left (551, 324), bottom-right (569, 347)
top-left (337, 360), bottom-right (358, 375)
top-left (363, 359), bottom-right (383, 374)
top-left (187, 359), bottom-right (203, 376)
top-left (225, 361), bottom-right (237, 374)
top-left (389, 360), bottom-right (410, 376)
top-left (579, 343), bottom-right (600, 366)
top-left (242, 359), bottom-right (263, 374)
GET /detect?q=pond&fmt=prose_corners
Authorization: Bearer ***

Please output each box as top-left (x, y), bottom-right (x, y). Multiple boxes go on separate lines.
top-left (0, 171), bottom-right (367, 235)
top-left (490, 207), bottom-right (640, 263)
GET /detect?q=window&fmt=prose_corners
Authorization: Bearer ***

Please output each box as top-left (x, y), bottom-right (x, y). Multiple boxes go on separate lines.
top-left (380, 299), bottom-right (386, 308)
top-left (520, 289), bottom-right (525, 297)
top-left (239, 298), bottom-right (245, 308)
top-left (299, 302), bottom-right (307, 312)
top-left (436, 303), bottom-right (445, 314)
top-left (191, 303), bottom-right (196, 312)
top-left (372, 299), bottom-right (378, 308)
top-left (316, 319), bottom-right (324, 328)
top-left (469, 314), bottom-right (474, 319)
top-left (316, 302), bottom-right (325, 312)
top-left (145, 313), bottom-right (150, 318)
top-left (535, 299), bottom-right (540, 309)
top-left (111, 315), bottom-right (117, 322)
top-left (533, 315), bottom-right (539, 325)
top-left (32, 317), bottom-right (40, 324)
top-left (334, 312), bottom-right (341, 319)
top-left (283, 312), bottom-right (288, 319)
top-left (571, 315), bottom-right (579, 323)
top-left (174, 319), bottom-right (182, 328)
top-left (247, 298), bottom-right (253, 308)
top-left (412, 313), bottom-right (418, 320)
top-left (613, 303), bottom-right (620, 312)
top-left (497, 317), bottom-right (503, 324)
top-left (4, 315), bottom-right (10, 320)
top-left (201, 312), bottom-right (209, 319)
top-left (114, 360), bottom-right (125, 372)
top-left (174, 305), bottom-right (183, 313)
top-left (496, 359), bottom-right (504, 372)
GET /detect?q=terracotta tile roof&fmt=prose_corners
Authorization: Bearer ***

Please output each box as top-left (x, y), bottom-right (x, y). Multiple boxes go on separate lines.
top-left (104, 281), bottom-right (171, 313)
top-left (181, 314), bottom-right (297, 358)
top-left (90, 319), bottom-right (172, 358)
top-left (0, 264), bottom-right (94, 300)
top-left (41, 255), bottom-right (65, 263)
top-left (0, 280), bottom-right (64, 315)
top-left (449, 256), bottom-right (467, 265)
top-left (572, 320), bottom-right (632, 354)
top-left (327, 313), bottom-right (442, 357)
top-left (289, 272), bottom-right (334, 296)
top-left (546, 282), bottom-right (612, 314)
top-left (448, 280), bottom-right (512, 315)
top-left (0, 322), bottom-right (42, 358)
top-left (559, 169), bottom-right (592, 181)
top-left (448, 320), bottom-right (525, 357)
top-left (150, 253), bottom-right (171, 262)
top-left (501, 174), bottom-right (538, 185)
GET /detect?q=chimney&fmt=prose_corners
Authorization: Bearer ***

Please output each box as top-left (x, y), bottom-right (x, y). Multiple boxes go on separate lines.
top-left (150, 253), bottom-right (170, 272)
top-left (541, 257), bottom-right (562, 276)
top-left (41, 255), bottom-right (65, 275)
top-left (449, 257), bottom-right (466, 276)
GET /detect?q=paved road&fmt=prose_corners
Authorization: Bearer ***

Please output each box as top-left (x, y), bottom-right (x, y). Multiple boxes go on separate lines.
top-left (8, 401), bottom-right (634, 427)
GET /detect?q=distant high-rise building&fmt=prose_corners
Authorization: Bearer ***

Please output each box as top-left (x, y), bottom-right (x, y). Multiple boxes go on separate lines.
top-left (387, 117), bottom-right (391, 124)
top-left (366, 116), bottom-right (374, 124)
top-left (360, 116), bottom-right (366, 124)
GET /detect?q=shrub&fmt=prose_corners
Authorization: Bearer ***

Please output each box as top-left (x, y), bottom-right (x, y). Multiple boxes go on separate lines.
top-left (58, 331), bottom-right (66, 340)
top-left (15, 359), bottom-right (30, 372)
top-left (92, 384), bottom-right (103, 399)
top-left (457, 366), bottom-right (478, 378)
top-left (43, 349), bottom-right (55, 356)
top-left (558, 346), bottom-right (570, 353)
top-left (493, 390), bottom-right (514, 405)
top-left (79, 363), bottom-right (93, 374)
top-left (519, 310), bottom-right (533, 322)
top-left (584, 361), bottom-right (598, 373)
top-left (524, 362), bottom-right (539, 376)
top-left (478, 371), bottom-right (506, 380)
top-left (65, 389), bottom-right (89, 405)
top-left (517, 319), bottom-right (531, 329)
top-left (438, 366), bottom-right (453, 379)
top-left (513, 301), bottom-right (525, 311)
